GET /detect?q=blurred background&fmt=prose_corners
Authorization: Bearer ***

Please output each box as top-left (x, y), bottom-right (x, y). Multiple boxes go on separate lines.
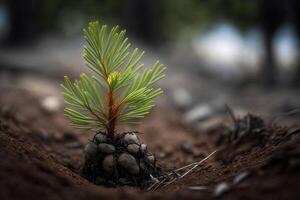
top-left (1, 0), bottom-right (300, 126)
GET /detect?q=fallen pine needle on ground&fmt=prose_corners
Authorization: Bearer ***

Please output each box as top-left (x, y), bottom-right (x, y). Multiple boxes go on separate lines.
top-left (147, 150), bottom-right (218, 191)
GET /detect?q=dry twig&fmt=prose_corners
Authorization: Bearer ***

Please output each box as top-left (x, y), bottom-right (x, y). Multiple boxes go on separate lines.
top-left (147, 149), bottom-right (218, 191)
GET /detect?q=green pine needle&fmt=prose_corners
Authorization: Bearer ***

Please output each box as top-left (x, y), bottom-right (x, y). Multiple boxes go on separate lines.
top-left (62, 21), bottom-right (166, 133)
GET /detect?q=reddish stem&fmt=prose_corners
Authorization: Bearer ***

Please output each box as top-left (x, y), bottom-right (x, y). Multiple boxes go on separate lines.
top-left (107, 90), bottom-right (116, 139)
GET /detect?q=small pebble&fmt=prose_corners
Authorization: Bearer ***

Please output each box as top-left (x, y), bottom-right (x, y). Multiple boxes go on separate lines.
top-left (172, 87), bottom-right (192, 108)
top-left (139, 161), bottom-right (146, 171)
top-left (102, 155), bottom-right (115, 173)
top-left (84, 143), bottom-right (98, 158)
top-left (39, 129), bottom-right (50, 143)
top-left (41, 96), bottom-right (61, 113)
top-left (124, 133), bottom-right (139, 145)
top-left (147, 154), bottom-right (155, 163)
top-left (184, 104), bottom-right (214, 123)
top-left (118, 153), bottom-right (140, 175)
top-left (233, 171), bottom-right (250, 185)
top-left (63, 132), bottom-right (77, 141)
top-left (158, 152), bottom-right (166, 158)
top-left (52, 131), bottom-right (64, 142)
top-left (95, 133), bottom-right (107, 143)
top-left (118, 178), bottom-right (130, 185)
top-left (66, 142), bottom-right (81, 149)
top-left (180, 143), bottom-right (194, 155)
top-left (98, 143), bottom-right (116, 154)
top-left (214, 182), bottom-right (230, 197)
top-left (140, 143), bottom-right (147, 152)
top-left (127, 144), bottom-right (140, 154)
top-left (188, 186), bottom-right (208, 191)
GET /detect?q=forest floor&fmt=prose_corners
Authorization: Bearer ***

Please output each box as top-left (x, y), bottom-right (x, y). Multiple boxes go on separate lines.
top-left (0, 70), bottom-right (300, 200)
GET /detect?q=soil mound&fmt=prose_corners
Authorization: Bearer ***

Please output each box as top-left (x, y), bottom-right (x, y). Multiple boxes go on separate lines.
top-left (82, 132), bottom-right (162, 187)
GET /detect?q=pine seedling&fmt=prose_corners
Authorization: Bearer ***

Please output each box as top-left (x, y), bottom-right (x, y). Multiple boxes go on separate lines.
top-left (62, 21), bottom-right (166, 139)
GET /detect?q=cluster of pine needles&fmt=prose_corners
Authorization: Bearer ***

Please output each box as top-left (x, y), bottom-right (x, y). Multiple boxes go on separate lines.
top-left (62, 21), bottom-right (166, 135)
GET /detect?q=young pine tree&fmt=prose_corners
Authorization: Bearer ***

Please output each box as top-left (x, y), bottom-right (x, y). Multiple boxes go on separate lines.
top-left (62, 21), bottom-right (166, 140)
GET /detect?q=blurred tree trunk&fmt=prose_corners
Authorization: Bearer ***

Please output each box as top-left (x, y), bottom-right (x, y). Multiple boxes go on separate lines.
top-left (260, 0), bottom-right (284, 87)
top-left (7, 0), bottom-right (42, 44)
top-left (122, 0), bottom-right (164, 45)
top-left (289, 0), bottom-right (300, 85)
top-left (261, 27), bottom-right (277, 87)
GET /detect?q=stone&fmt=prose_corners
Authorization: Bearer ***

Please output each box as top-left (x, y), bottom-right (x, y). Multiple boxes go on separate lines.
top-left (140, 144), bottom-right (147, 152)
top-left (95, 133), bottom-right (107, 143)
top-left (124, 133), bottom-right (139, 145)
top-left (188, 186), bottom-right (208, 191)
top-left (147, 154), bottom-right (155, 163)
top-left (180, 143), bottom-right (193, 155)
top-left (63, 132), bottom-right (77, 141)
top-left (41, 96), bottom-right (61, 113)
top-left (102, 155), bottom-right (115, 173)
top-left (39, 129), bottom-right (50, 143)
top-left (118, 153), bottom-right (140, 175)
top-left (214, 182), bottom-right (230, 197)
top-left (52, 131), bottom-right (64, 142)
top-left (158, 152), bottom-right (166, 158)
top-left (118, 178), bottom-right (129, 185)
top-left (84, 143), bottom-right (98, 158)
top-left (139, 161), bottom-right (146, 171)
top-left (66, 142), bottom-right (81, 149)
top-left (172, 87), bottom-right (192, 108)
top-left (98, 143), bottom-right (116, 154)
top-left (184, 100), bottom-right (227, 124)
top-left (184, 104), bottom-right (214, 123)
top-left (127, 144), bottom-right (140, 154)
top-left (233, 171), bottom-right (250, 185)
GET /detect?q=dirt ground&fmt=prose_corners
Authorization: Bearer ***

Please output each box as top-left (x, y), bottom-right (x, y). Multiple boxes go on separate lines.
top-left (0, 72), bottom-right (299, 200)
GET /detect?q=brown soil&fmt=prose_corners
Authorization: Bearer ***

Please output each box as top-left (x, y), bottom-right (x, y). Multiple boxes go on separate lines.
top-left (0, 75), bottom-right (299, 200)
